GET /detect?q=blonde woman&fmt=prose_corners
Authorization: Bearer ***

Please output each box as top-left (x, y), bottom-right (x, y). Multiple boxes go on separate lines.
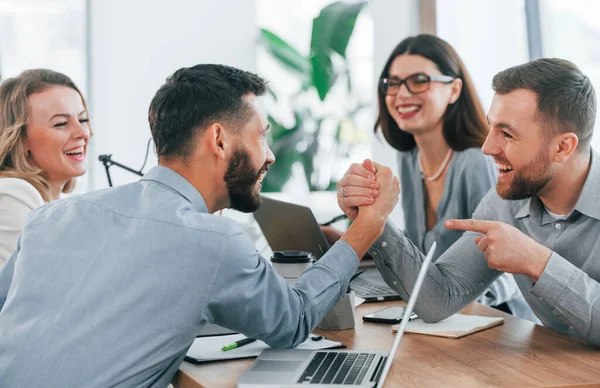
top-left (0, 69), bottom-right (91, 264)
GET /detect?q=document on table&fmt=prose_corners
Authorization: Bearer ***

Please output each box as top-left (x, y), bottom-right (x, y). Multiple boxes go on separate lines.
top-left (392, 313), bottom-right (504, 338)
top-left (185, 333), bottom-right (343, 363)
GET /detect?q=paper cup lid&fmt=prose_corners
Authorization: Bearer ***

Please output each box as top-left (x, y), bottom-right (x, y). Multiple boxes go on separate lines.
top-left (271, 250), bottom-right (315, 263)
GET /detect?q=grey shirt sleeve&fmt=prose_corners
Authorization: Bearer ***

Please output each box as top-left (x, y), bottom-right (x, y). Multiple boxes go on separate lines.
top-left (370, 190), bottom-right (505, 323)
top-left (370, 219), bottom-right (501, 323)
top-left (206, 225), bottom-right (359, 348)
top-left (531, 252), bottom-right (600, 346)
top-left (461, 157), bottom-right (524, 308)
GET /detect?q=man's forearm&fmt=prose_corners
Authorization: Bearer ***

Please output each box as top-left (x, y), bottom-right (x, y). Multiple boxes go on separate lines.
top-left (530, 252), bottom-right (600, 346)
top-left (340, 213), bottom-right (385, 259)
top-left (369, 221), bottom-right (499, 322)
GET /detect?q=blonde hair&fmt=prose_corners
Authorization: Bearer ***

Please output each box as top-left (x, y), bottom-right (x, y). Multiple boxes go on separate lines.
top-left (0, 69), bottom-right (92, 202)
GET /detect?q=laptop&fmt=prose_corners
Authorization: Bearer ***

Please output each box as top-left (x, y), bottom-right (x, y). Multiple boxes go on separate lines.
top-left (237, 242), bottom-right (437, 387)
top-left (254, 196), bottom-right (400, 302)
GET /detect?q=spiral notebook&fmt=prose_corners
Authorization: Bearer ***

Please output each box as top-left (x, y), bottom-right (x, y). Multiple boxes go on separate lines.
top-left (392, 313), bottom-right (504, 338)
top-left (185, 333), bottom-right (344, 363)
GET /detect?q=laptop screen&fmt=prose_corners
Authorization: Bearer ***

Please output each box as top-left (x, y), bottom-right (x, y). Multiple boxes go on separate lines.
top-left (375, 242), bottom-right (437, 388)
top-left (254, 196), bottom-right (331, 259)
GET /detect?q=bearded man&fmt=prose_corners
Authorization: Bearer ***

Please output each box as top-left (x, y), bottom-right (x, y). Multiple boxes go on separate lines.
top-left (338, 58), bottom-right (600, 346)
top-left (0, 64), bottom-right (400, 387)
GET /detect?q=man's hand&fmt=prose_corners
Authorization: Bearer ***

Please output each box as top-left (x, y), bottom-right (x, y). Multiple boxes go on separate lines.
top-left (356, 161), bottom-right (400, 227)
top-left (336, 159), bottom-right (384, 221)
top-left (338, 160), bottom-right (399, 259)
top-left (446, 219), bottom-right (552, 281)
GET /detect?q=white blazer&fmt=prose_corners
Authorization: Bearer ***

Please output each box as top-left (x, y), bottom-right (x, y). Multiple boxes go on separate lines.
top-left (0, 178), bottom-right (44, 265)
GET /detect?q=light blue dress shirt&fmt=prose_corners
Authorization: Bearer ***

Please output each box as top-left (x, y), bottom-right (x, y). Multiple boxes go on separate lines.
top-left (0, 166), bottom-right (359, 388)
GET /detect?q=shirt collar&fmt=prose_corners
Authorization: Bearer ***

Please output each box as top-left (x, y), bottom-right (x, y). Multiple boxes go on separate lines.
top-left (514, 197), bottom-right (548, 224)
top-left (572, 148), bottom-right (600, 221)
top-left (514, 148), bottom-right (600, 223)
top-left (515, 198), bottom-right (532, 220)
top-left (140, 166), bottom-right (208, 213)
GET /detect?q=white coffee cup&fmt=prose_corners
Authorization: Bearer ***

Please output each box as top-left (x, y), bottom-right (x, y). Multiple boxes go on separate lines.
top-left (271, 250), bottom-right (315, 284)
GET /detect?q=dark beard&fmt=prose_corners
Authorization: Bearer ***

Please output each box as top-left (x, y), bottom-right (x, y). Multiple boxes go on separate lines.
top-left (224, 148), bottom-right (265, 213)
top-left (497, 151), bottom-right (552, 200)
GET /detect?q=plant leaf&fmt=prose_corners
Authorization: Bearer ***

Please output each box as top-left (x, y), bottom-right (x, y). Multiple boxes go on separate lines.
top-left (261, 149), bottom-right (299, 192)
top-left (310, 1), bottom-right (366, 59)
top-left (260, 29), bottom-right (310, 77)
top-left (267, 115), bottom-right (288, 143)
top-left (265, 84), bottom-right (278, 103)
top-left (300, 119), bottom-right (324, 190)
top-left (310, 53), bottom-right (335, 101)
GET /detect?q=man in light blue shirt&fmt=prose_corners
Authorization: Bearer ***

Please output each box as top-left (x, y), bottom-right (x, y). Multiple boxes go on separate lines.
top-left (0, 64), bottom-right (400, 387)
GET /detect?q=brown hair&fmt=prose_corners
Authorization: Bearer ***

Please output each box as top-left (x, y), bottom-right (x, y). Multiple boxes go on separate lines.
top-left (149, 64), bottom-right (266, 160)
top-left (492, 58), bottom-right (596, 152)
top-left (0, 69), bottom-right (91, 202)
top-left (374, 34), bottom-right (488, 152)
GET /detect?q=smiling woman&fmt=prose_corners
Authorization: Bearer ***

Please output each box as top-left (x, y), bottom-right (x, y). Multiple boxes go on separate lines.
top-left (0, 69), bottom-right (92, 264)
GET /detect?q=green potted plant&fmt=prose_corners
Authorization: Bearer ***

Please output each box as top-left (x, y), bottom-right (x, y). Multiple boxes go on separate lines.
top-left (258, 1), bottom-right (369, 192)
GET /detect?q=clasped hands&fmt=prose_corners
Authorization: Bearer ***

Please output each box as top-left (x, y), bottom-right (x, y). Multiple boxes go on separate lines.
top-left (336, 159), bottom-right (399, 224)
top-left (337, 159), bottom-right (552, 281)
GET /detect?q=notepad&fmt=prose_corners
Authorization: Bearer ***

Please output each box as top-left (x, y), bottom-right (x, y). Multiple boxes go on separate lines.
top-left (392, 314), bottom-right (504, 338)
top-left (184, 333), bottom-right (344, 363)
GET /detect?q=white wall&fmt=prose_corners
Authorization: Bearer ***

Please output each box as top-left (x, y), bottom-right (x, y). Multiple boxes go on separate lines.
top-left (86, 0), bottom-right (417, 229)
top-left (88, 0), bottom-right (257, 190)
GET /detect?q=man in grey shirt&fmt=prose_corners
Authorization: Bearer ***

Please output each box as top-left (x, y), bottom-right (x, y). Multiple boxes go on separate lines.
top-left (0, 65), bottom-right (400, 387)
top-left (338, 58), bottom-right (600, 346)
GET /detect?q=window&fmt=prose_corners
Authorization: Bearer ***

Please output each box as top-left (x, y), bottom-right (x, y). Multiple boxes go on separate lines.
top-left (538, 0), bottom-right (600, 150)
top-left (437, 0), bottom-right (529, 111)
top-left (0, 0), bottom-right (89, 192)
top-left (0, 0), bottom-right (87, 94)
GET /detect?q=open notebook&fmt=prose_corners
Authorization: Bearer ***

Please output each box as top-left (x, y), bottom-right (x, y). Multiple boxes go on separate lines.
top-left (392, 313), bottom-right (504, 338)
top-left (185, 334), bottom-right (343, 363)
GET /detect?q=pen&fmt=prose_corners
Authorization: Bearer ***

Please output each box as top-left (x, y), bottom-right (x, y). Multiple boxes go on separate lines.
top-left (221, 337), bottom-right (257, 351)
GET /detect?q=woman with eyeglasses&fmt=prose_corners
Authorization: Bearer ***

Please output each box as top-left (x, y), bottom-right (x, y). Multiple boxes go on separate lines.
top-left (327, 34), bottom-right (535, 321)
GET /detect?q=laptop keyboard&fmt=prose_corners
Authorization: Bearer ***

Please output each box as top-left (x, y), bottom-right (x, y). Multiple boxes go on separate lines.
top-left (350, 277), bottom-right (397, 298)
top-left (297, 351), bottom-right (376, 385)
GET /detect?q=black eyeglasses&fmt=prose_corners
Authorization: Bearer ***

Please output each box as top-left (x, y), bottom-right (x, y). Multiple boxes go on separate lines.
top-left (380, 73), bottom-right (455, 95)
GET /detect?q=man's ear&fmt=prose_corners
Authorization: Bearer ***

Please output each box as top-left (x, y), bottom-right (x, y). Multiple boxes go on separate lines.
top-left (207, 123), bottom-right (228, 160)
top-left (553, 132), bottom-right (579, 162)
top-left (448, 78), bottom-right (463, 104)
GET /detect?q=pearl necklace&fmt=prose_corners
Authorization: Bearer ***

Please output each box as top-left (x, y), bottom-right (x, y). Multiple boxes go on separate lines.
top-left (419, 148), bottom-right (453, 182)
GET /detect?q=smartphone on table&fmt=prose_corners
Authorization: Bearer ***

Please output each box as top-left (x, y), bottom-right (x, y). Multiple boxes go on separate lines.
top-left (362, 306), bottom-right (418, 324)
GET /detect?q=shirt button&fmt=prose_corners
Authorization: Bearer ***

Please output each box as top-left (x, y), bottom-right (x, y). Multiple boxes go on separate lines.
top-left (381, 242), bottom-right (387, 248)
top-left (555, 223), bottom-right (562, 230)
top-left (372, 251), bottom-right (377, 256)
top-left (392, 281), bottom-right (397, 285)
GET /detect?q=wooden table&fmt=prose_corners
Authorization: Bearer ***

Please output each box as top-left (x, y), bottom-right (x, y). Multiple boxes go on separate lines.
top-left (175, 302), bottom-right (600, 387)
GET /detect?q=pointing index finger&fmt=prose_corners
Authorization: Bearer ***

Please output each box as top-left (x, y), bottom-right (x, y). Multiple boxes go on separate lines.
top-left (445, 219), bottom-right (497, 234)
